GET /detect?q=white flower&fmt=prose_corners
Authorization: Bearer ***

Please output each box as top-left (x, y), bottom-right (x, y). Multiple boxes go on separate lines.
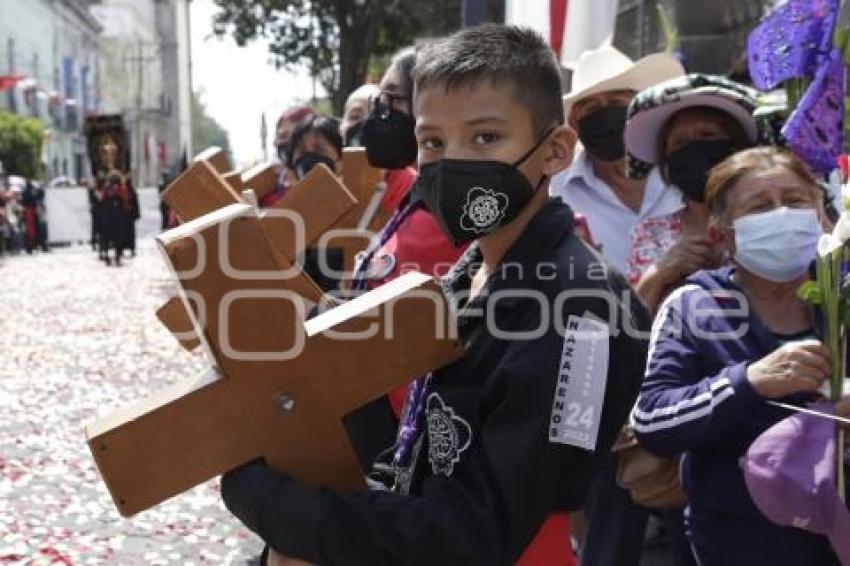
top-left (818, 233), bottom-right (842, 257)
top-left (833, 212), bottom-right (850, 244)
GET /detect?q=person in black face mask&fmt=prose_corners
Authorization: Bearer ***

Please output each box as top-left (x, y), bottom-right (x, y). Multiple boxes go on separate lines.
top-left (550, 47), bottom-right (685, 277)
top-left (285, 113), bottom-right (346, 292)
top-left (623, 73), bottom-right (759, 313)
top-left (341, 84), bottom-right (380, 148)
top-left (616, 73), bottom-right (758, 566)
top-left (262, 106), bottom-right (315, 208)
top-left (362, 47), bottom-right (418, 170)
top-left (220, 25), bottom-right (650, 566)
top-left (548, 46), bottom-right (685, 566)
top-left (286, 114), bottom-right (343, 179)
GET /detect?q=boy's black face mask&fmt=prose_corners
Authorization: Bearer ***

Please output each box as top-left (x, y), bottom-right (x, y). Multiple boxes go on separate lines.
top-left (294, 152), bottom-right (336, 180)
top-left (412, 129), bottom-right (553, 246)
top-left (362, 104), bottom-right (417, 169)
top-left (577, 105), bottom-right (628, 162)
top-left (665, 139), bottom-right (734, 202)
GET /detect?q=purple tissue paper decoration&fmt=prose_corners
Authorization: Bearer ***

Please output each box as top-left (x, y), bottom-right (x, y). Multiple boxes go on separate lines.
top-left (782, 49), bottom-right (846, 173)
top-left (748, 0), bottom-right (838, 91)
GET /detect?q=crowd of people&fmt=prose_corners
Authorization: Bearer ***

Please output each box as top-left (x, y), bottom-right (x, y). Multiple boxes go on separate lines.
top-left (62, 2), bottom-right (840, 560)
top-left (0, 177), bottom-right (48, 256)
top-left (198, 18), bottom-right (850, 566)
top-left (0, 172), bottom-right (140, 263)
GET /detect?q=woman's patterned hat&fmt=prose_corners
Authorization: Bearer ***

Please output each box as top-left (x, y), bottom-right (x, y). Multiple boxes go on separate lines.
top-left (624, 74), bottom-right (759, 173)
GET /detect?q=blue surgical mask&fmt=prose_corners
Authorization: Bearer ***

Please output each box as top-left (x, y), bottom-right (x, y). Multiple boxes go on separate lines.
top-left (733, 207), bottom-right (822, 282)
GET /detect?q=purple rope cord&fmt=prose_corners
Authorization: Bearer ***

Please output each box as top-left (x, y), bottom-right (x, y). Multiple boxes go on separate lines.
top-left (351, 198), bottom-right (420, 292)
top-left (392, 372), bottom-right (433, 469)
top-left (345, 197), bottom-right (434, 470)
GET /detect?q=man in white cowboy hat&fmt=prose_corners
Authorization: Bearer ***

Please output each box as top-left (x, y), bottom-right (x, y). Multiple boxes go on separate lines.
top-left (551, 46), bottom-right (684, 275)
top-left (551, 46), bottom-right (688, 566)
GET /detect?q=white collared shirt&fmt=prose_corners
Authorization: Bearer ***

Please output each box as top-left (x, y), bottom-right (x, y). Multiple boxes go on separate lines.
top-left (549, 150), bottom-right (684, 274)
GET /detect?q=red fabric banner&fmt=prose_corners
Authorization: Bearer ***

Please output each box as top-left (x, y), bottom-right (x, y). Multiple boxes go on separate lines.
top-left (549, 0), bottom-right (568, 55)
top-left (0, 74), bottom-right (24, 92)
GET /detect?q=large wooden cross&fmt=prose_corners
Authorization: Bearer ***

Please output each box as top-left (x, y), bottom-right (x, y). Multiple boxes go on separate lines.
top-left (86, 180), bottom-right (462, 517)
top-left (156, 148), bottom-right (389, 350)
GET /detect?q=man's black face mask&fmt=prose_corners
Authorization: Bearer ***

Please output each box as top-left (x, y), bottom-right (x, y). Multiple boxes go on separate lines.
top-left (577, 105), bottom-right (628, 162)
top-left (412, 129), bottom-right (554, 246)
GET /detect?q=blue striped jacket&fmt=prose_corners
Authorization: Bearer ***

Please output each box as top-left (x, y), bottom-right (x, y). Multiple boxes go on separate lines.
top-left (635, 265), bottom-right (818, 518)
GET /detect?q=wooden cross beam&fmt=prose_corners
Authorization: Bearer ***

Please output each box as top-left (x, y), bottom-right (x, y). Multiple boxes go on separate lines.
top-left (155, 296), bottom-right (200, 352)
top-left (339, 148), bottom-right (388, 233)
top-left (330, 149), bottom-right (390, 274)
top-left (194, 146), bottom-right (231, 175)
top-left (222, 169), bottom-right (244, 193)
top-left (86, 199), bottom-right (463, 517)
top-left (240, 162), bottom-right (278, 202)
top-left (162, 154), bottom-right (242, 224)
top-left (157, 153), bottom-right (358, 349)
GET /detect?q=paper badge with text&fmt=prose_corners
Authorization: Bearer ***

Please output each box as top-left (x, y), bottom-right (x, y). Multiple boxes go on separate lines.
top-left (549, 315), bottom-right (609, 450)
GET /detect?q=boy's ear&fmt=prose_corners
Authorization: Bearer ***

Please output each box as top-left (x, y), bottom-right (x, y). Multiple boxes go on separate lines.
top-left (542, 124), bottom-right (577, 178)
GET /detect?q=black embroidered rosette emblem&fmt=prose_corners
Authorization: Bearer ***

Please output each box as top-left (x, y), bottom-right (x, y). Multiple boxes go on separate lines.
top-left (460, 187), bottom-right (508, 234)
top-left (426, 393), bottom-right (472, 476)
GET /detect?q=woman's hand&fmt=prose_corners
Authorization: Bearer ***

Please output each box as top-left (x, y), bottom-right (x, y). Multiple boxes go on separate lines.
top-left (747, 339), bottom-right (831, 399)
top-left (655, 235), bottom-right (721, 286)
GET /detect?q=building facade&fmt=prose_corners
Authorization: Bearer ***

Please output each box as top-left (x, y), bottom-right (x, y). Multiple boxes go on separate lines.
top-left (155, 0), bottom-right (193, 174)
top-left (0, 0), bottom-right (103, 182)
top-left (53, 0), bottom-right (104, 182)
top-left (0, 0), bottom-right (191, 187)
top-left (89, 0), bottom-right (167, 187)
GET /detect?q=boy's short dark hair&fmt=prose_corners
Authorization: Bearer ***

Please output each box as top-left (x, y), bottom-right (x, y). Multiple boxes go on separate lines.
top-left (413, 24), bottom-right (564, 137)
top-left (287, 114), bottom-right (343, 170)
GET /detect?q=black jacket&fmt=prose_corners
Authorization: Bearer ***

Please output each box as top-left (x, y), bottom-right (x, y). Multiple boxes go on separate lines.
top-left (221, 198), bottom-right (650, 565)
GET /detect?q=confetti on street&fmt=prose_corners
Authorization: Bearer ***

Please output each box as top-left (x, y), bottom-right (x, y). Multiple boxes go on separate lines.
top-left (0, 244), bottom-right (263, 565)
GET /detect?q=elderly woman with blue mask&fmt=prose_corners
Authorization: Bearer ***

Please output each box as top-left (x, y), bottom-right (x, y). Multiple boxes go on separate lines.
top-left (636, 147), bottom-right (850, 565)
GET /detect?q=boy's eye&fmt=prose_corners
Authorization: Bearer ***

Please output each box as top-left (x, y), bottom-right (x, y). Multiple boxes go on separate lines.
top-left (420, 137), bottom-right (443, 150)
top-left (474, 132), bottom-right (499, 145)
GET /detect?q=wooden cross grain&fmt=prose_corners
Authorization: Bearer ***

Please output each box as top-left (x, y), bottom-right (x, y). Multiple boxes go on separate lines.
top-left (332, 148), bottom-right (390, 274)
top-left (156, 147), bottom-right (393, 350)
top-left (156, 150), bottom-right (360, 349)
top-left (86, 198), bottom-right (463, 517)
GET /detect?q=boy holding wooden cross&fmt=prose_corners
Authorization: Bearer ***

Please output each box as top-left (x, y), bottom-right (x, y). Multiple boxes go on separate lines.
top-left (221, 24), bottom-right (650, 564)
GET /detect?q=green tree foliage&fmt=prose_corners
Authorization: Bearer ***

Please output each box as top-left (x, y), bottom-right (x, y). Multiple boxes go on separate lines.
top-left (191, 90), bottom-right (232, 160)
top-left (0, 111), bottom-right (44, 179)
top-left (211, 0), bottom-right (461, 115)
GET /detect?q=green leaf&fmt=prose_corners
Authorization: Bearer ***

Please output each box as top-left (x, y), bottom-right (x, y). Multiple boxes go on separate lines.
top-left (798, 281), bottom-right (825, 305)
top-left (834, 26), bottom-right (850, 66)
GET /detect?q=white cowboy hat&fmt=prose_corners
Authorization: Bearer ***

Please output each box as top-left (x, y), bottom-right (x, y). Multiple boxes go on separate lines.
top-left (563, 46), bottom-right (685, 118)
